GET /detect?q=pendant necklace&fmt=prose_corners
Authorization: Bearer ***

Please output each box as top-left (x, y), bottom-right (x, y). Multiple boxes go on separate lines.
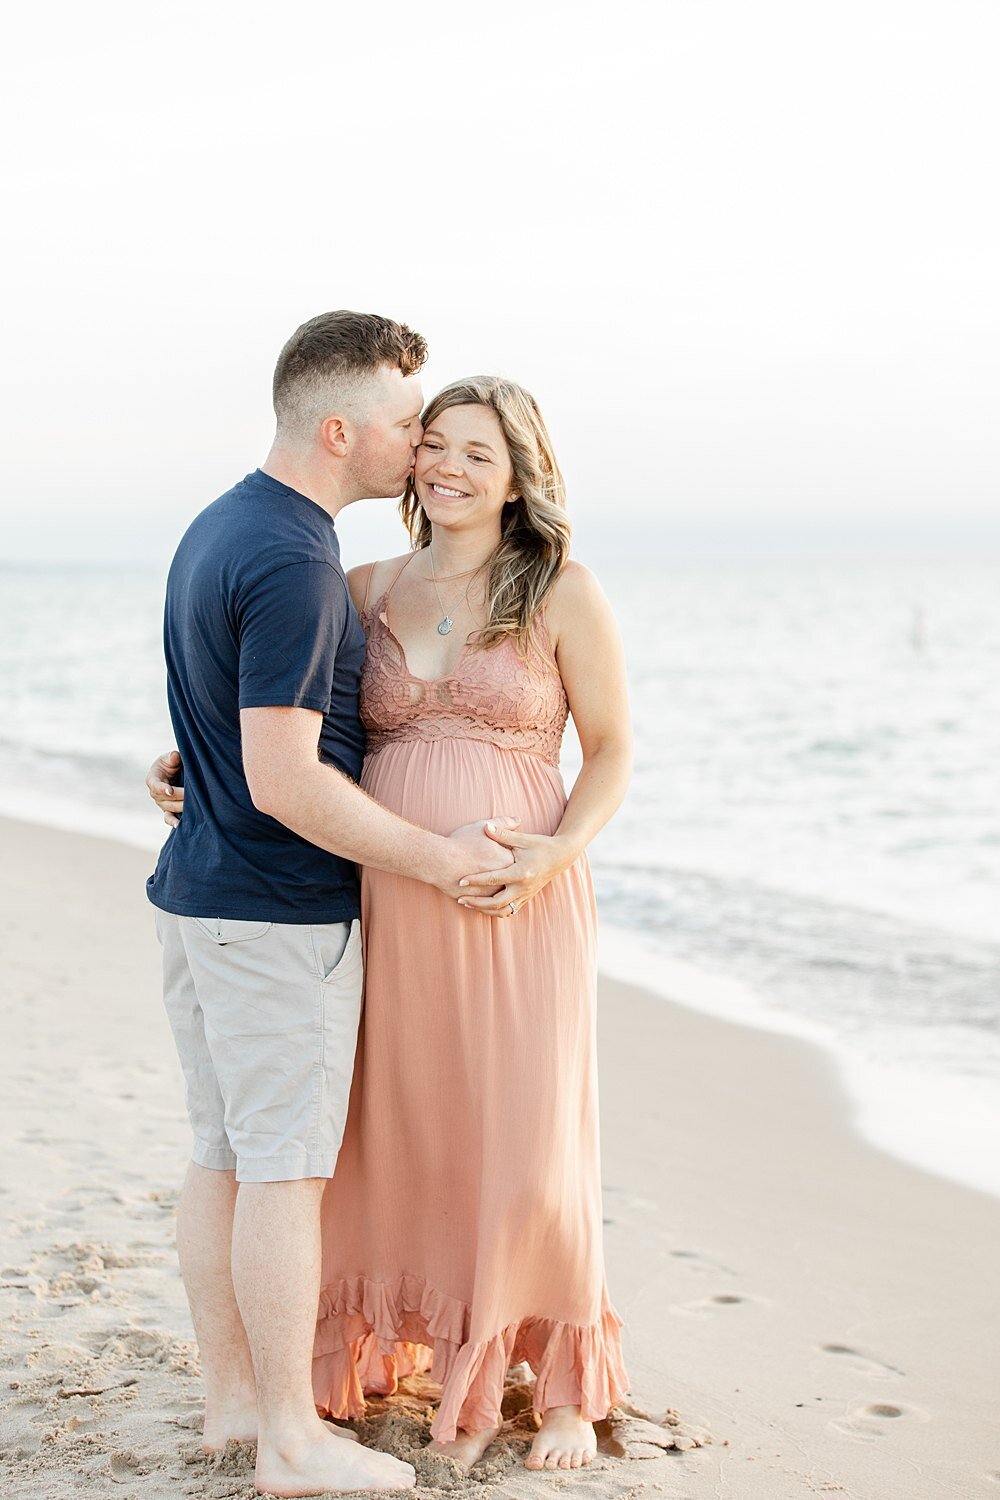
top-left (427, 546), bottom-right (485, 636)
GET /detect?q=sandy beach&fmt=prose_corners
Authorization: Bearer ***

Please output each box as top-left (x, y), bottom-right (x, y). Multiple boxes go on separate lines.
top-left (1, 814), bottom-right (998, 1499)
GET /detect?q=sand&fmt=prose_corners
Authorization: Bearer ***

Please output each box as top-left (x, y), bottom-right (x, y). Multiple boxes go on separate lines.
top-left (1, 813), bottom-right (998, 1499)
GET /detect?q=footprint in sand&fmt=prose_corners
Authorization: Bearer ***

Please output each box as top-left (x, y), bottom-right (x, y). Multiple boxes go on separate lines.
top-left (671, 1291), bottom-right (763, 1317)
top-left (0, 1396), bottom-right (48, 1458)
top-left (829, 1399), bottom-right (929, 1442)
top-left (669, 1247), bottom-right (739, 1276)
top-left (109, 1449), bottom-right (146, 1481)
top-left (601, 1186), bottom-right (662, 1225)
top-left (819, 1342), bottom-right (905, 1379)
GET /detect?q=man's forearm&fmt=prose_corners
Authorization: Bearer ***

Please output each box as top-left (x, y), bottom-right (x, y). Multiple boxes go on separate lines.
top-left (255, 759), bottom-right (444, 881)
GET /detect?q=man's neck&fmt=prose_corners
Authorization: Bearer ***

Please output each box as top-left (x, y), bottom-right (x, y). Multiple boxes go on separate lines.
top-left (259, 443), bottom-right (349, 521)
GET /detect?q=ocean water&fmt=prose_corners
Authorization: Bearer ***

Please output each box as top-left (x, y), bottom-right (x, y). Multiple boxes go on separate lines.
top-left (2, 551), bottom-right (998, 1196)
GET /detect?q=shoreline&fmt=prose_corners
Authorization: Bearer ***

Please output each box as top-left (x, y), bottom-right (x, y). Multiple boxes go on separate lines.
top-left (598, 923), bottom-right (1000, 1202)
top-left (1, 815), bottom-right (999, 1497)
top-left (4, 791), bottom-right (997, 1204)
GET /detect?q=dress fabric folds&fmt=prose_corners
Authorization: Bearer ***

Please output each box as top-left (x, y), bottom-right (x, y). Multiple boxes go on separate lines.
top-left (312, 566), bottom-right (628, 1441)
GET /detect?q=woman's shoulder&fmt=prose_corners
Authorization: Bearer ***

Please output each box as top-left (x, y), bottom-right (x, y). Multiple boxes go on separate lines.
top-left (345, 553), bottom-right (413, 613)
top-left (546, 559), bottom-right (608, 613)
top-left (543, 560), bottom-right (614, 645)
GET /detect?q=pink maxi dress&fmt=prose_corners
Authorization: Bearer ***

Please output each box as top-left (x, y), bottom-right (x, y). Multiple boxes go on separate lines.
top-left (312, 557), bottom-right (628, 1442)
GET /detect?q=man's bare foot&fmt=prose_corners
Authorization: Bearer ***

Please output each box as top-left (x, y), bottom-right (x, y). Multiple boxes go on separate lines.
top-left (427, 1424), bottom-right (501, 1467)
top-left (322, 1419), bottom-right (360, 1442)
top-left (255, 1418), bottom-right (415, 1495)
top-left (525, 1406), bottom-right (597, 1470)
top-left (203, 1406), bottom-right (358, 1453)
top-left (202, 1398), bottom-right (258, 1452)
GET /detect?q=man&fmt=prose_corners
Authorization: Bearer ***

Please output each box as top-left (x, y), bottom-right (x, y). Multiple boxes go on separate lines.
top-left (146, 311), bottom-right (514, 1497)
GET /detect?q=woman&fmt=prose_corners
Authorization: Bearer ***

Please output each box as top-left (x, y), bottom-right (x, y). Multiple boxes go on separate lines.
top-left (150, 376), bottom-right (632, 1472)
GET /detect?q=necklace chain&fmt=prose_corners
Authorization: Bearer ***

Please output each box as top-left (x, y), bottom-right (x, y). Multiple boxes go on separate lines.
top-left (427, 546), bottom-right (486, 636)
top-left (427, 561), bottom-right (483, 582)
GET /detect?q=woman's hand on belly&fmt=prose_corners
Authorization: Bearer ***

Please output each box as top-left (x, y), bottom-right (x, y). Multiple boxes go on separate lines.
top-left (456, 828), bottom-right (575, 918)
top-left (442, 818), bottom-right (517, 897)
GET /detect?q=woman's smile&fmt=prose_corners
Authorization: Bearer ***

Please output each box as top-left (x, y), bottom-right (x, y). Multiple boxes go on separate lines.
top-left (428, 482), bottom-right (472, 499)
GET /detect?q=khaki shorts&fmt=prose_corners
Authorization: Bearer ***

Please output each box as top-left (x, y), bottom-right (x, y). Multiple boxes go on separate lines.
top-left (154, 911), bottom-right (363, 1183)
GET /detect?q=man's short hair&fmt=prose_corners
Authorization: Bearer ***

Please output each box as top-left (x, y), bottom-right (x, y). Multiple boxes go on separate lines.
top-left (272, 310), bottom-right (427, 439)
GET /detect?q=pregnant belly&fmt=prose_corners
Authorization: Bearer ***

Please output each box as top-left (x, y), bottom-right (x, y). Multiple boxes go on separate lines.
top-left (360, 736), bottom-right (567, 838)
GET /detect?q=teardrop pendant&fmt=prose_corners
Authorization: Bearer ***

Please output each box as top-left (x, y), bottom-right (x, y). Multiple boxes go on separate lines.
top-left (437, 616), bottom-right (453, 635)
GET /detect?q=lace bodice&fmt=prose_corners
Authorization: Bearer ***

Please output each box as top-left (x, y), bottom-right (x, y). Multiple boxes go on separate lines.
top-left (359, 578), bottom-right (569, 767)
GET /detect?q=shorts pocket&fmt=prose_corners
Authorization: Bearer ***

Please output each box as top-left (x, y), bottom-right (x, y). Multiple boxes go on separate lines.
top-left (311, 921), bottom-right (358, 983)
top-left (192, 918), bottom-right (273, 945)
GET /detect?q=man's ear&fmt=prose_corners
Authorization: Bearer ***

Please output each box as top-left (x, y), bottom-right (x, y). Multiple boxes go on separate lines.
top-left (320, 414), bottom-right (350, 457)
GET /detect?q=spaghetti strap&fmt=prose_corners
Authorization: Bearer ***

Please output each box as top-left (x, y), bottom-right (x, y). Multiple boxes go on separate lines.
top-left (360, 562), bottom-right (378, 613)
top-left (383, 551), bottom-right (418, 602)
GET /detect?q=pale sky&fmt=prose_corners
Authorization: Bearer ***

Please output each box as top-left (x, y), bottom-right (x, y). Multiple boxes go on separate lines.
top-left (1, 0), bottom-right (997, 564)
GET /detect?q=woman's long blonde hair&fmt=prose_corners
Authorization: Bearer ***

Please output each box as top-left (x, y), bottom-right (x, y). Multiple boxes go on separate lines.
top-left (399, 376), bottom-right (571, 654)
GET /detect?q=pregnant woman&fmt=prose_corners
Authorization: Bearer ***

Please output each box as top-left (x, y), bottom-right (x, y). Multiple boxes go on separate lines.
top-left (150, 375), bottom-right (632, 1472)
top-left (313, 377), bottom-right (631, 1472)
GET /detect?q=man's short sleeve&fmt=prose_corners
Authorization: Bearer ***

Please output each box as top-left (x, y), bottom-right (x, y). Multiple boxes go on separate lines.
top-left (237, 560), bottom-right (347, 712)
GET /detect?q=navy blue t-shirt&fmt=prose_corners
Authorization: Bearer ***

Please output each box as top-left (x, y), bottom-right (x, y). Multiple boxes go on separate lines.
top-left (146, 469), bottom-right (366, 923)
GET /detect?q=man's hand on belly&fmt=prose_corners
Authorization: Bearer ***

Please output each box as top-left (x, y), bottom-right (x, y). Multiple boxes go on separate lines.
top-left (456, 827), bottom-right (576, 918)
top-left (439, 818), bottom-right (518, 898)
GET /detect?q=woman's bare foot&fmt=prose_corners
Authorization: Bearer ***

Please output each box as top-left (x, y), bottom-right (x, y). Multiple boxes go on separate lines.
top-left (427, 1424), bottom-right (501, 1467)
top-left (525, 1406), bottom-right (597, 1470)
top-left (255, 1417), bottom-right (415, 1495)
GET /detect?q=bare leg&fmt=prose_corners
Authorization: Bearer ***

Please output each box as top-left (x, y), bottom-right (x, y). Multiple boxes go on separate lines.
top-left (525, 1406), bottom-right (597, 1470)
top-left (176, 1163), bottom-right (257, 1450)
top-left (427, 1424), bottom-right (501, 1467)
top-left (232, 1179), bottom-right (414, 1496)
